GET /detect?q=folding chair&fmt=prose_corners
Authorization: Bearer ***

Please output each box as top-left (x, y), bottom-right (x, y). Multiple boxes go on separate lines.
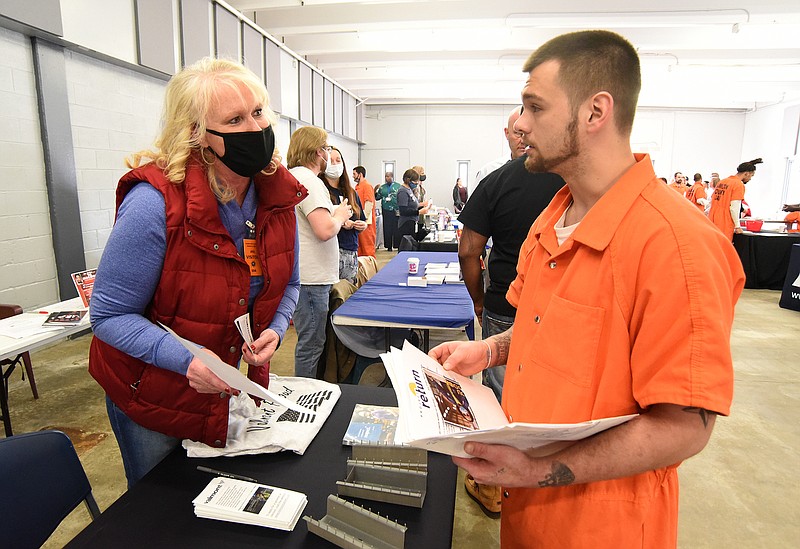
top-left (0, 430), bottom-right (101, 548)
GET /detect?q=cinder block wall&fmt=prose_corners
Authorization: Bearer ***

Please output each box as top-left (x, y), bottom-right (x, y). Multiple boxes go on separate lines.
top-left (65, 52), bottom-right (165, 269)
top-left (0, 26), bottom-right (165, 309)
top-left (0, 27), bottom-right (55, 307)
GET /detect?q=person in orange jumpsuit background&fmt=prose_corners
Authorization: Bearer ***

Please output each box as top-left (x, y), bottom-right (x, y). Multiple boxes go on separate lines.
top-left (685, 172), bottom-right (708, 211)
top-left (429, 30), bottom-right (744, 549)
top-left (785, 211), bottom-right (800, 233)
top-left (353, 165), bottom-right (376, 257)
top-left (708, 159), bottom-right (762, 240)
top-left (668, 172), bottom-right (687, 194)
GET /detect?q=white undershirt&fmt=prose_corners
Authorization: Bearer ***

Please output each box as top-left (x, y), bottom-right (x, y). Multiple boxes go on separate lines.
top-left (554, 204), bottom-right (580, 246)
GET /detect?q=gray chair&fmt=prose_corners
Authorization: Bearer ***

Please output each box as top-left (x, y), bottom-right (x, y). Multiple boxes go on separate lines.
top-left (0, 430), bottom-right (101, 548)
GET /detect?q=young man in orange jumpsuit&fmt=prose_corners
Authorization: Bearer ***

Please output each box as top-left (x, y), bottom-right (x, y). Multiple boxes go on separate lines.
top-left (352, 165), bottom-right (376, 257)
top-left (685, 172), bottom-right (708, 211)
top-left (708, 159), bottom-right (761, 240)
top-left (430, 30), bottom-right (744, 549)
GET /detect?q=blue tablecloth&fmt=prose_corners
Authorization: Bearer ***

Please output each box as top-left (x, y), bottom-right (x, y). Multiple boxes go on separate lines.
top-left (332, 252), bottom-right (475, 357)
top-left (333, 251), bottom-right (473, 328)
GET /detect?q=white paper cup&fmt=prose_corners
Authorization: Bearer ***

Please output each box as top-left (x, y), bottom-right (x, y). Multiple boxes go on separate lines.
top-left (407, 257), bottom-right (420, 274)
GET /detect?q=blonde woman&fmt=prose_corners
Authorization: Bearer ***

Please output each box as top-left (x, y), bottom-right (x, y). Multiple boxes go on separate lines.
top-left (89, 58), bottom-right (307, 486)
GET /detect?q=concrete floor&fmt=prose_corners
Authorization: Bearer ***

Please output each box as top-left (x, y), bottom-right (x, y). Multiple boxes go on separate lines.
top-left (3, 261), bottom-right (798, 547)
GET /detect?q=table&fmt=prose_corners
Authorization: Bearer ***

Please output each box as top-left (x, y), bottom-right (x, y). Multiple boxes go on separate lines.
top-left (66, 385), bottom-right (458, 549)
top-left (0, 297), bottom-right (90, 435)
top-left (399, 234), bottom-right (459, 252)
top-left (332, 251), bottom-right (474, 355)
top-left (779, 244), bottom-right (800, 312)
top-left (732, 231), bottom-right (800, 290)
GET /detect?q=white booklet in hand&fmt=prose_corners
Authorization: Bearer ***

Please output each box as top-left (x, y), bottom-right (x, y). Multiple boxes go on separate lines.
top-left (193, 477), bottom-right (307, 531)
top-left (382, 341), bottom-right (636, 458)
top-left (159, 323), bottom-right (311, 413)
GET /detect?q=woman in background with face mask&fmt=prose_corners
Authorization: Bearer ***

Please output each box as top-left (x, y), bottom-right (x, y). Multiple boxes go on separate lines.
top-left (89, 58), bottom-right (307, 487)
top-left (397, 168), bottom-right (430, 241)
top-left (319, 147), bottom-right (366, 284)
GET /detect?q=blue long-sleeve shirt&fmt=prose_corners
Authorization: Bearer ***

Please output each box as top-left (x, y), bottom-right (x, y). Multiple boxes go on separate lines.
top-left (90, 182), bottom-right (300, 376)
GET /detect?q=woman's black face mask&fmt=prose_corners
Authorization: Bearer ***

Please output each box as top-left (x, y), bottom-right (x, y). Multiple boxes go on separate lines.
top-left (206, 126), bottom-right (275, 177)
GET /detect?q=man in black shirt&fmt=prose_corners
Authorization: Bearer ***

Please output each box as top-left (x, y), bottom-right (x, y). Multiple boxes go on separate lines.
top-left (456, 110), bottom-right (565, 519)
top-left (458, 156), bottom-right (565, 400)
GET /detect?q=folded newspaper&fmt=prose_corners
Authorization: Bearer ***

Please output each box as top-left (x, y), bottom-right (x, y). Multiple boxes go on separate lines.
top-left (193, 477), bottom-right (307, 531)
top-left (183, 375), bottom-right (341, 458)
top-left (382, 341), bottom-right (636, 458)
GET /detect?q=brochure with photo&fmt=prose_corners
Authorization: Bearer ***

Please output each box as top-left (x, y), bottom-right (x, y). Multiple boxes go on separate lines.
top-left (42, 310), bottom-right (88, 327)
top-left (71, 269), bottom-right (96, 308)
top-left (382, 341), bottom-right (637, 458)
top-left (193, 477), bottom-right (307, 531)
top-left (342, 404), bottom-right (401, 446)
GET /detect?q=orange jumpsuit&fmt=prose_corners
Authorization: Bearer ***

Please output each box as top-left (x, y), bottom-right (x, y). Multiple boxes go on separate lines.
top-left (708, 175), bottom-right (745, 240)
top-left (667, 181), bottom-right (685, 195)
top-left (785, 212), bottom-right (800, 233)
top-left (355, 179), bottom-right (376, 257)
top-left (685, 182), bottom-right (707, 211)
top-left (501, 154), bottom-right (744, 549)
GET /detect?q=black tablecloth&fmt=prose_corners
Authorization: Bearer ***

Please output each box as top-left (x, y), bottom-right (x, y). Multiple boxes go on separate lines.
top-left (399, 234), bottom-right (458, 252)
top-left (66, 385), bottom-right (457, 548)
top-left (732, 232), bottom-right (800, 290)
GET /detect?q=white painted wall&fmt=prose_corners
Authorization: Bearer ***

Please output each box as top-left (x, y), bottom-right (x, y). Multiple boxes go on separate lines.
top-left (633, 110), bottom-right (746, 183)
top-left (65, 51), bottom-right (166, 270)
top-left (362, 104), bottom-right (755, 212)
top-left (362, 104), bottom-right (515, 209)
top-left (0, 27), bottom-right (56, 308)
top-left (741, 99), bottom-right (800, 219)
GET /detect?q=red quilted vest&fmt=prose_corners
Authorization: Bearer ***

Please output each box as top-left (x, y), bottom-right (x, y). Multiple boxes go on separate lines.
top-left (89, 157), bottom-right (306, 447)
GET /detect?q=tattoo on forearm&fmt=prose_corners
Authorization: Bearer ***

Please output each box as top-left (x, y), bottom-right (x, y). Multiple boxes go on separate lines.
top-left (683, 406), bottom-right (715, 428)
top-left (493, 327), bottom-right (513, 365)
top-left (538, 461), bottom-right (575, 488)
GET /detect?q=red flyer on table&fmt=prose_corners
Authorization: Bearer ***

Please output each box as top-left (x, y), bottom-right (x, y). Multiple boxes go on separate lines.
top-left (71, 269), bottom-right (96, 308)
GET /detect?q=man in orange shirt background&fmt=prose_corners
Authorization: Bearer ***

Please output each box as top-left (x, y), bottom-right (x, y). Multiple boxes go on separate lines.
top-left (685, 172), bottom-right (708, 211)
top-left (430, 30), bottom-right (744, 549)
top-left (708, 159), bottom-right (762, 240)
top-left (668, 172), bottom-right (687, 194)
top-left (352, 165), bottom-right (376, 257)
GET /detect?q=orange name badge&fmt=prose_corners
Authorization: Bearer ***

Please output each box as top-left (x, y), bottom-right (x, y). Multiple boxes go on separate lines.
top-left (243, 239), bottom-right (263, 276)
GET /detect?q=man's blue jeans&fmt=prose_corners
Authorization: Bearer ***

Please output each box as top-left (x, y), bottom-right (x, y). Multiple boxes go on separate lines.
top-left (293, 284), bottom-right (331, 378)
top-left (106, 396), bottom-right (180, 488)
top-left (482, 308), bottom-right (515, 403)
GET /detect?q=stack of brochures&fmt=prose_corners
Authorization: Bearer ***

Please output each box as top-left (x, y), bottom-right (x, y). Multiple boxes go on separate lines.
top-left (382, 341), bottom-right (637, 458)
top-left (423, 262), bottom-right (462, 285)
top-left (193, 477), bottom-right (307, 531)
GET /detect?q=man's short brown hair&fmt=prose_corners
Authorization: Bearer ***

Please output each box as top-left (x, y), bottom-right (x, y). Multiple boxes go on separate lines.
top-left (523, 30), bottom-right (641, 135)
top-left (287, 126), bottom-right (327, 169)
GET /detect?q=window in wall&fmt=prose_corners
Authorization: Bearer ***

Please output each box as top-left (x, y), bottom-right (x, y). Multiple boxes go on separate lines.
top-left (383, 161), bottom-right (396, 181)
top-left (457, 160), bottom-right (470, 188)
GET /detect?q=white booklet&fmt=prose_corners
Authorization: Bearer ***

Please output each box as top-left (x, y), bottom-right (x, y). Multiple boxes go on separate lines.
top-left (382, 341), bottom-right (637, 458)
top-left (159, 323), bottom-right (312, 414)
top-left (193, 477), bottom-right (307, 531)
